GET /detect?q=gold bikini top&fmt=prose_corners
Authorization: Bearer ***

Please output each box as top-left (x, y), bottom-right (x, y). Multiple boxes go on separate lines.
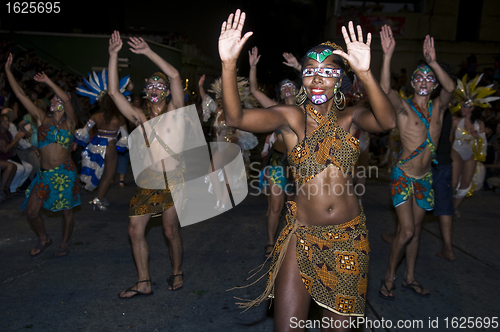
top-left (287, 102), bottom-right (360, 186)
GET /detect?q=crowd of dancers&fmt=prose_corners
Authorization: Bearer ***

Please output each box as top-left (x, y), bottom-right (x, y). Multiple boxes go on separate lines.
top-left (1, 9), bottom-right (500, 331)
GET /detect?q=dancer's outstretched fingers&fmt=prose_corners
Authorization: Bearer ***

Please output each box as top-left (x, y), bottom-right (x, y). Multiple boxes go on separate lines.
top-left (357, 25), bottom-right (363, 43)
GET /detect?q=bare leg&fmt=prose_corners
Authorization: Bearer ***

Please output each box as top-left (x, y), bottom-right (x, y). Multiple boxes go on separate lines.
top-left (453, 158), bottom-right (477, 212)
top-left (119, 214), bottom-right (153, 298)
top-left (451, 149), bottom-right (464, 216)
top-left (96, 142), bottom-right (118, 200)
top-left (436, 215), bottom-right (456, 261)
top-left (402, 198), bottom-right (429, 294)
top-left (26, 188), bottom-right (49, 255)
top-left (266, 173), bottom-right (285, 257)
top-left (380, 197), bottom-right (416, 298)
top-left (274, 234), bottom-right (311, 332)
top-left (162, 205), bottom-right (184, 290)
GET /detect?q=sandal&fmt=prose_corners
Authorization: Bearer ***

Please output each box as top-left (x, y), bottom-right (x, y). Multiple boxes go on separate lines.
top-left (29, 237), bottom-right (53, 257)
top-left (53, 242), bottom-right (70, 258)
top-left (379, 278), bottom-right (396, 301)
top-left (167, 273), bottom-right (184, 291)
top-left (402, 279), bottom-right (430, 296)
top-left (118, 280), bottom-right (154, 299)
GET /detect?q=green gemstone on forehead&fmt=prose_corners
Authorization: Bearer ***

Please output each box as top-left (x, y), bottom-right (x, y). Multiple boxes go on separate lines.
top-left (413, 65), bottom-right (431, 77)
top-left (307, 49), bottom-right (334, 63)
top-left (152, 76), bottom-right (161, 81)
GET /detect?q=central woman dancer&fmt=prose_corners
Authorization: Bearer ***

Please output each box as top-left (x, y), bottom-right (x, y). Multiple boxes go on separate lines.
top-left (219, 10), bottom-right (395, 331)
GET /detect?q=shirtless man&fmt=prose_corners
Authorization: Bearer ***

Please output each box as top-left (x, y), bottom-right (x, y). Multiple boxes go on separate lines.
top-left (378, 25), bottom-right (454, 299)
top-left (107, 31), bottom-right (185, 298)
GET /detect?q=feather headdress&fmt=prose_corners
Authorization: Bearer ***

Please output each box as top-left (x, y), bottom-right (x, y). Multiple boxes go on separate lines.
top-left (450, 74), bottom-right (500, 113)
top-left (208, 76), bottom-right (260, 108)
top-left (76, 69), bottom-right (131, 104)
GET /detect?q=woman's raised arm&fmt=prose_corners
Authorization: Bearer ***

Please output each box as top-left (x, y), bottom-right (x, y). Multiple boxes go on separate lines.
top-left (219, 10), bottom-right (290, 133)
top-left (333, 22), bottom-right (396, 132)
top-left (4, 54), bottom-right (44, 123)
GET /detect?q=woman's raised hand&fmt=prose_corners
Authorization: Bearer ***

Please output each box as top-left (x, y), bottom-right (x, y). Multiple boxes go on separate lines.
top-left (33, 72), bottom-right (49, 84)
top-left (128, 36), bottom-right (151, 55)
top-left (5, 53), bottom-right (13, 72)
top-left (380, 25), bottom-right (395, 56)
top-left (198, 74), bottom-right (205, 87)
top-left (219, 9), bottom-right (253, 64)
top-left (248, 46), bottom-right (261, 66)
top-left (282, 52), bottom-right (300, 70)
top-left (109, 31), bottom-right (123, 55)
top-left (332, 21), bottom-right (372, 74)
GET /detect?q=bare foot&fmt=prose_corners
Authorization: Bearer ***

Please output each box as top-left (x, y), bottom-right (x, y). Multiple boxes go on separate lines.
top-left (436, 250), bottom-right (457, 261)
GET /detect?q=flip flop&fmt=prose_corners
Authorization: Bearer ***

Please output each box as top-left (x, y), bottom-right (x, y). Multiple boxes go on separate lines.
top-left (167, 274), bottom-right (184, 291)
top-left (378, 279), bottom-right (396, 301)
top-left (53, 243), bottom-right (70, 258)
top-left (402, 280), bottom-right (430, 296)
top-left (118, 280), bottom-right (154, 299)
top-left (29, 238), bottom-right (53, 257)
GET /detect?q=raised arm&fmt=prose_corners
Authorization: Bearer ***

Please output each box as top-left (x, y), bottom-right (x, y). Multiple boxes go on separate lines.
top-left (423, 35), bottom-right (454, 110)
top-left (33, 72), bottom-right (76, 128)
top-left (4, 54), bottom-right (45, 122)
top-left (282, 52), bottom-right (301, 71)
top-left (198, 74), bottom-right (207, 100)
top-left (219, 10), bottom-right (290, 133)
top-left (379, 25), bottom-right (404, 110)
top-left (107, 31), bottom-right (144, 125)
top-left (333, 22), bottom-right (396, 132)
top-left (248, 46), bottom-right (277, 108)
top-left (128, 36), bottom-right (184, 110)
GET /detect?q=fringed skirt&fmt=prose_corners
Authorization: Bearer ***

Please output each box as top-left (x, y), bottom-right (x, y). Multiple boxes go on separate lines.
top-left (240, 201), bottom-right (370, 316)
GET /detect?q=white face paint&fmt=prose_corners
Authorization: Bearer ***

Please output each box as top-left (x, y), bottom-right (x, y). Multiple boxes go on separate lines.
top-left (145, 79), bottom-right (169, 104)
top-left (50, 96), bottom-right (64, 112)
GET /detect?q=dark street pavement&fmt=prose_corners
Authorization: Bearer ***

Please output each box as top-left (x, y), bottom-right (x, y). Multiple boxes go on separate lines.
top-left (1, 170), bottom-right (499, 332)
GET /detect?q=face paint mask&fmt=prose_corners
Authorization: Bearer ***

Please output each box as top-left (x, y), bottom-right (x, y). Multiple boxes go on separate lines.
top-left (311, 94), bottom-right (328, 104)
top-left (50, 98), bottom-right (64, 112)
top-left (307, 49), bottom-right (334, 63)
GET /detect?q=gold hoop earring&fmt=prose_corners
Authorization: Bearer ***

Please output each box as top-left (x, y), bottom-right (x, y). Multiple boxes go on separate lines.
top-left (334, 89), bottom-right (346, 110)
top-left (294, 86), bottom-right (307, 106)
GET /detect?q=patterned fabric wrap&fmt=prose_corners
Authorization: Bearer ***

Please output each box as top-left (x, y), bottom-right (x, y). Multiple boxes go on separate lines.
top-left (129, 166), bottom-right (185, 218)
top-left (259, 150), bottom-right (289, 191)
top-left (80, 135), bottom-right (114, 191)
top-left (287, 104), bottom-right (360, 187)
top-left (268, 201), bottom-right (369, 316)
top-left (21, 160), bottom-right (80, 211)
top-left (390, 165), bottom-right (434, 210)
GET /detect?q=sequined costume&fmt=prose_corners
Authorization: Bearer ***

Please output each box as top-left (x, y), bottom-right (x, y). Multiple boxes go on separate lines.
top-left (390, 99), bottom-right (435, 210)
top-left (21, 123), bottom-right (80, 211)
top-left (452, 118), bottom-right (480, 161)
top-left (258, 132), bottom-right (289, 192)
top-left (239, 102), bottom-right (366, 316)
top-left (75, 119), bottom-right (129, 191)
